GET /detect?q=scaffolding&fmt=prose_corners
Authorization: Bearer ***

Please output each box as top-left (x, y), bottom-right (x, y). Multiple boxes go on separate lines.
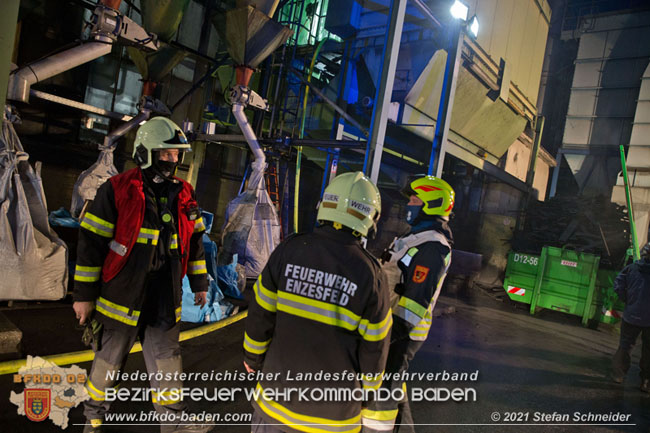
top-left (266, 0), bottom-right (343, 138)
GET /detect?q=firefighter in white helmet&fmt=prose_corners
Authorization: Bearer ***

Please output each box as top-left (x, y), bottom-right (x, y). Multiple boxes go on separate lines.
top-left (243, 171), bottom-right (392, 433)
top-left (73, 117), bottom-right (211, 433)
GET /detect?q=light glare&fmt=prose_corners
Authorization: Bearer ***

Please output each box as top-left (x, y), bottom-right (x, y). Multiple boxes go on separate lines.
top-left (469, 15), bottom-right (479, 37)
top-left (450, 0), bottom-right (469, 20)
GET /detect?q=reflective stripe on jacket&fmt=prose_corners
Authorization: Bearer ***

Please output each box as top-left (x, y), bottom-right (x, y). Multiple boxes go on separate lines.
top-left (73, 168), bottom-right (208, 329)
top-left (243, 226), bottom-right (391, 432)
top-left (102, 167), bottom-right (198, 282)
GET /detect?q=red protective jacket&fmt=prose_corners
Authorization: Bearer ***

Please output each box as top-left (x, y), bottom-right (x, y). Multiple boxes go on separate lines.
top-left (73, 168), bottom-right (208, 330)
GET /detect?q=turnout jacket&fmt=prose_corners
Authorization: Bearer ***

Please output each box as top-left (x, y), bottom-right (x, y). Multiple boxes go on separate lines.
top-left (382, 217), bottom-right (453, 342)
top-left (614, 258), bottom-right (650, 327)
top-left (73, 167), bottom-right (208, 330)
top-left (243, 225), bottom-right (392, 433)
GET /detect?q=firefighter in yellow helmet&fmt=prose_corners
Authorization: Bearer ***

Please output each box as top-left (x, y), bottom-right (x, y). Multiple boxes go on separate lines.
top-left (72, 117), bottom-right (210, 433)
top-left (243, 171), bottom-right (392, 433)
top-left (362, 175), bottom-right (455, 433)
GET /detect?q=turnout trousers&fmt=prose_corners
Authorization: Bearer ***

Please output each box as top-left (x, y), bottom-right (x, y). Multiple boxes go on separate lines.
top-left (83, 322), bottom-right (185, 433)
top-left (362, 338), bottom-right (422, 433)
top-left (612, 320), bottom-right (650, 381)
top-left (250, 409), bottom-right (286, 433)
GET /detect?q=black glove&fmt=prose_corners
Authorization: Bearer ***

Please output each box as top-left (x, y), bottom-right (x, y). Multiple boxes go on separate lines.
top-left (82, 318), bottom-right (103, 352)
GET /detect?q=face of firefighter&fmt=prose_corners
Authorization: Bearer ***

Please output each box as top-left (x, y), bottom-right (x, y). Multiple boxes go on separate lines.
top-left (155, 149), bottom-right (180, 178)
top-left (159, 149), bottom-right (180, 162)
top-left (405, 195), bottom-right (424, 225)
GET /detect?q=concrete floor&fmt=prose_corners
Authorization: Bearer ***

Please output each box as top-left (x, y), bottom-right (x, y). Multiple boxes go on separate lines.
top-left (0, 290), bottom-right (648, 433)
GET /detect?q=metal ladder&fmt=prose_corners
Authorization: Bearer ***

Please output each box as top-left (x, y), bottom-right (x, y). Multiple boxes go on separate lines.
top-left (266, 160), bottom-right (281, 213)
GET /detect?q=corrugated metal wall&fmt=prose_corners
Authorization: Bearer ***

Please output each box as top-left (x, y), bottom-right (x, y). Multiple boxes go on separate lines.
top-left (465, 0), bottom-right (551, 105)
top-left (561, 10), bottom-right (650, 196)
top-left (400, 0), bottom-right (550, 161)
top-left (611, 60), bottom-right (650, 247)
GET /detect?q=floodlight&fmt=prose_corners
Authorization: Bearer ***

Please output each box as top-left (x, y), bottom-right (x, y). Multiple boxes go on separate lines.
top-left (450, 0), bottom-right (469, 20)
top-left (469, 15), bottom-right (479, 37)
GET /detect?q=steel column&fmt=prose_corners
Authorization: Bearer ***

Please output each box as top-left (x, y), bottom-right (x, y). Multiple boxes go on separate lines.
top-left (366, 0), bottom-right (407, 183)
top-left (184, 0), bottom-right (215, 188)
top-left (0, 0), bottom-right (19, 106)
top-left (526, 117), bottom-right (545, 187)
top-left (429, 20), bottom-right (463, 177)
top-left (549, 149), bottom-right (563, 198)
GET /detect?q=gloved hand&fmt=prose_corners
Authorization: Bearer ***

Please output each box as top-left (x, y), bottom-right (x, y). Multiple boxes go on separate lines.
top-left (194, 291), bottom-right (208, 307)
top-left (73, 301), bottom-right (95, 325)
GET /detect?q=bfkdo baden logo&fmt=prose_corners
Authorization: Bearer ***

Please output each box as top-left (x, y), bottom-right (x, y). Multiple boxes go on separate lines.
top-left (10, 356), bottom-right (89, 429)
top-left (25, 388), bottom-right (51, 422)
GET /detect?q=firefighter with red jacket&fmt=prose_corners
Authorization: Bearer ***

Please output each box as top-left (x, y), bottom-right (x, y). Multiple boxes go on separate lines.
top-left (72, 117), bottom-right (210, 433)
top-left (243, 172), bottom-right (392, 433)
top-left (362, 176), bottom-right (454, 432)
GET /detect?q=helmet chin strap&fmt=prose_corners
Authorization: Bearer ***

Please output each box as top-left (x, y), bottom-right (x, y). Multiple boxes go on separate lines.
top-left (143, 165), bottom-right (174, 184)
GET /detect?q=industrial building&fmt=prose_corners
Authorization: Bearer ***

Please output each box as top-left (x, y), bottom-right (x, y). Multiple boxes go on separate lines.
top-left (0, 0), bottom-right (649, 431)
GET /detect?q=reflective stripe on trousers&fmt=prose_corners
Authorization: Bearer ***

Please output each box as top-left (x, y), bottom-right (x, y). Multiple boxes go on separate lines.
top-left (362, 338), bottom-right (421, 433)
top-left (83, 324), bottom-right (186, 432)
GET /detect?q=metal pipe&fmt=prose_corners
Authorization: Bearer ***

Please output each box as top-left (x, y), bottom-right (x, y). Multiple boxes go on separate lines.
top-left (620, 144), bottom-right (640, 260)
top-left (268, 44), bottom-right (287, 137)
top-left (232, 103), bottom-right (266, 169)
top-left (194, 133), bottom-right (365, 148)
top-left (30, 89), bottom-right (133, 121)
top-left (8, 41), bottom-right (113, 103)
top-left (103, 109), bottom-right (150, 148)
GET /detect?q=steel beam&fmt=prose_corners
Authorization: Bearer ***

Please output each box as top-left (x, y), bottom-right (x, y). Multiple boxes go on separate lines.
top-left (409, 0), bottom-right (442, 28)
top-left (195, 133), bottom-right (366, 149)
top-left (446, 139), bottom-right (530, 193)
top-left (526, 117), bottom-right (545, 187)
top-left (367, 0), bottom-right (408, 183)
top-left (288, 67), bottom-right (368, 136)
top-left (429, 20), bottom-right (463, 177)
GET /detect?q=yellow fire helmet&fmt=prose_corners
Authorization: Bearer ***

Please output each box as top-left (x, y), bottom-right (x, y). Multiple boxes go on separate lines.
top-left (402, 175), bottom-right (455, 217)
top-left (317, 171), bottom-right (381, 237)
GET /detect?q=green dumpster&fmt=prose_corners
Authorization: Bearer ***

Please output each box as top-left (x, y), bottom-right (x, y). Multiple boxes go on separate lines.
top-left (503, 246), bottom-right (625, 326)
